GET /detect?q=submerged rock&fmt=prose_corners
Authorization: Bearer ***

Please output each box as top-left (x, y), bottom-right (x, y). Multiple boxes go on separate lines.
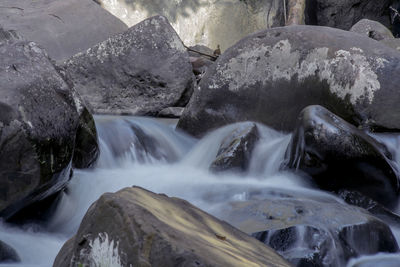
top-left (178, 25), bottom-right (400, 136)
top-left (210, 122), bottom-right (260, 172)
top-left (220, 189), bottom-right (399, 267)
top-left (157, 107), bottom-right (185, 118)
top-left (0, 0), bottom-right (127, 61)
top-left (54, 187), bottom-right (291, 267)
top-left (61, 15), bottom-right (195, 116)
top-left (350, 19), bottom-right (394, 41)
top-left (0, 240), bottom-right (20, 263)
top-left (0, 28), bottom-right (97, 220)
top-left (284, 105), bottom-right (399, 208)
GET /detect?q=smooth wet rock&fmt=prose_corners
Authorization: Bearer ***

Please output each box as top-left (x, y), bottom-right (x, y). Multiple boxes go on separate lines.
top-left (339, 190), bottom-right (400, 226)
top-left (0, 28), bottom-right (92, 220)
top-left (348, 254), bottom-right (400, 267)
top-left (0, 240), bottom-right (20, 263)
top-left (157, 107), bottom-right (184, 118)
top-left (305, 0), bottom-right (392, 31)
top-left (219, 190), bottom-right (399, 267)
top-left (284, 105), bottom-right (399, 208)
top-left (210, 122), bottom-right (260, 172)
top-left (96, 0), bottom-right (286, 51)
top-left (350, 19), bottom-right (394, 40)
top-left (178, 25), bottom-right (400, 136)
top-left (61, 15), bottom-right (195, 116)
top-left (0, 0), bottom-right (127, 61)
top-left (54, 187), bottom-right (291, 267)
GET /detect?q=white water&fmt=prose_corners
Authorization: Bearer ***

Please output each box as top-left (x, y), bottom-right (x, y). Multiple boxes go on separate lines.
top-left (1, 116), bottom-right (400, 267)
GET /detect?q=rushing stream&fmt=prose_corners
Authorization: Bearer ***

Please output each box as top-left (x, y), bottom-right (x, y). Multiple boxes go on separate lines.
top-left (1, 115), bottom-right (400, 267)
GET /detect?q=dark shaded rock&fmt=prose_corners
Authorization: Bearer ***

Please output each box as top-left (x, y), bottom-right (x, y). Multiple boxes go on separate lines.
top-left (0, 28), bottom-right (79, 220)
top-left (188, 45), bottom-right (215, 58)
top-left (54, 187), bottom-right (291, 267)
top-left (0, 240), bottom-right (20, 263)
top-left (210, 122), bottom-right (260, 172)
top-left (219, 190), bottom-right (399, 267)
top-left (305, 0), bottom-right (392, 31)
top-left (350, 19), bottom-right (394, 40)
top-left (61, 15), bottom-right (196, 116)
top-left (339, 190), bottom-right (400, 227)
top-left (177, 25), bottom-right (400, 137)
top-left (157, 107), bottom-right (185, 118)
top-left (284, 105), bottom-right (399, 208)
top-left (390, 2), bottom-right (400, 38)
top-left (190, 57), bottom-right (215, 82)
top-left (0, 0), bottom-right (127, 61)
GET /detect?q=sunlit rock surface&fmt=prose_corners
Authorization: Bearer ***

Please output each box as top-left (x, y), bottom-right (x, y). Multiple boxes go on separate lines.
top-left (54, 187), bottom-right (291, 267)
top-left (95, 0), bottom-right (285, 51)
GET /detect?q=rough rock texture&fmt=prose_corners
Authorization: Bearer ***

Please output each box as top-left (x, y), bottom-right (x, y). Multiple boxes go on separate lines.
top-left (219, 189), bottom-right (399, 267)
top-left (0, 28), bottom-right (95, 220)
top-left (350, 19), bottom-right (394, 41)
top-left (178, 25), bottom-right (400, 136)
top-left (54, 187), bottom-right (291, 267)
top-left (96, 0), bottom-right (285, 51)
top-left (0, 240), bottom-right (20, 263)
top-left (305, 0), bottom-right (392, 31)
top-left (284, 105), bottom-right (399, 208)
top-left (210, 122), bottom-right (260, 172)
top-left (61, 15), bottom-right (195, 116)
top-left (0, 0), bottom-right (127, 61)
top-left (157, 107), bottom-right (185, 118)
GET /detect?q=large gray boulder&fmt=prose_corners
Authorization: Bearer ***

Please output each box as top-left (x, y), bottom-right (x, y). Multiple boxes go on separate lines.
top-left (350, 19), bottom-right (394, 40)
top-left (0, 28), bottom-right (96, 219)
top-left (220, 189), bottom-right (399, 267)
top-left (305, 0), bottom-right (392, 31)
top-left (284, 105), bottom-right (400, 209)
top-left (0, 240), bottom-right (20, 263)
top-left (178, 25), bottom-right (400, 136)
top-left (54, 187), bottom-right (291, 267)
top-left (61, 15), bottom-right (195, 116)
top-left (0, 0), bottom-right (127, 61)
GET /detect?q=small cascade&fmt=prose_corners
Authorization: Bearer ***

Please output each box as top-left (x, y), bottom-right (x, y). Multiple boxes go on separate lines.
top-left (1, 116), bottom-right (400, 267)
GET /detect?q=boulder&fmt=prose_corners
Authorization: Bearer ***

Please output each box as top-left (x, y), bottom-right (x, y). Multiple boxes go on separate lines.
top-left (61, 15), bottom-right (195, 116)
top-left (210, 122), bottom-right (260, 172)
top-left (305, 0), bottom-right (392, 31)
top-left (380, 38), bottom-right (400, 52)
top-left (0, 240), bottom-right (20, 263)
top-left (95, 0), bottom-right (286, 51)
top-left (54, 187), bottom-right (291, 267)
top-left (0, 28), bottom-right (94, 220)
top-left (350, 19), bottom-right (394, 40)
top-left (157, 107), bottom-right (185, 118)
top-left (0, 0), bottom-right (127, 61)
top-left (177, 25), bottom-right (400, 136)
top-left (219, 189), bottom-right (399, 267)
top-left (284, 105), bottom-right (399, 208)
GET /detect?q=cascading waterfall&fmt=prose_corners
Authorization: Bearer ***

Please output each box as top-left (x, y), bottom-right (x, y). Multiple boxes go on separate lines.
top-left (1, 115), bottom-right (400, 267)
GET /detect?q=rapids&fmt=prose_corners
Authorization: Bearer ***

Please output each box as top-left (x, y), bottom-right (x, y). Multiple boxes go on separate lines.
top-left (1, 115), bottom-right (400, 267)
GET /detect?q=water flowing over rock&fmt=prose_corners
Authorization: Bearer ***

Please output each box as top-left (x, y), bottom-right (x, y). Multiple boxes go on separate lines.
top-left (61, 15), bottom-right (195, 116)
top-left (54, 187), bottom-right (291, 267)
top-left (178, 25), bottom-right (400, 136)
top-left (305, 0), bottom-right (392, 31)
top-left (0, 0), bottom-right (127, 61)
top-left (95, 0), bottom-right (286, 51)
top-left (350, 19), bottom-right (394, 41)
top-left (0, 240), bottom-right (20, 263)
top-left (219, 189), bottom-right (399, 267)
top-left (284, 105), bottom-right (400, 209)
top-left (210, 122), bottom-right (260, 172)
top-left (0, 28), bottom-right (96, 220)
